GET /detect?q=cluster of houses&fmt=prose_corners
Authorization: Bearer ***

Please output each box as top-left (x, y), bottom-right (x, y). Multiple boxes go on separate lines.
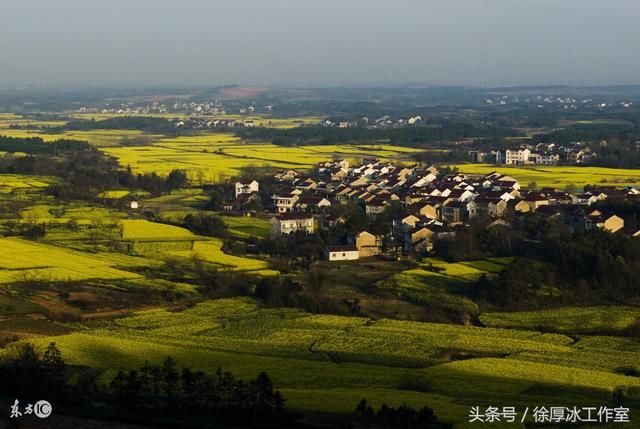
top-left (324, 115), bottom-right (424, 129)
top-left (75, 100), bottom-right (273, 119)
top-left (173, 118), bottom-right (260, 129)
top-left (469, 142), bottom-right (599, 166)
top-left (228, 159), bottom-right (638, 261)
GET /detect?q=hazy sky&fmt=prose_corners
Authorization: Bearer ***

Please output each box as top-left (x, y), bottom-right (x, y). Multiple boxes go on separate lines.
top-left (1, 0), bottom-right (638, 87)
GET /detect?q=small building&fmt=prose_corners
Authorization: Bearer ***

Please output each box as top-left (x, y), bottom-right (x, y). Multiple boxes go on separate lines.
top-left (586, 210), bottom-right (624, 233)
top-left (404, 225), bottom-right (435, 253)
top-left (409, 201), bottom-right (439, 219)
top-left (130, 201), bottom-right (139, 210)
top-left (274, 169), bottom-right (301, 182)
top-left (353, 231), bottom-right (381, 257)
top-left (270, 212), bottom-right (315, 238)
top-left (505, 148), bottom-right (531, 165)
top-left (235, 180), bottom-right (259, 198)
top-left (440, 200), bottom-right (476, 224)
top-left (365, 198), bottom-right (389, 216)
top-left (521, 192), bottom-right (550, 212)
top-left (293, 196), bottom-right (331, 212)
top-left (325, 245), bottom-right (360, 261)
top-left (513, 199), bottom-right (531, 213)
top-left (272, 188), bottom-right (302, 213)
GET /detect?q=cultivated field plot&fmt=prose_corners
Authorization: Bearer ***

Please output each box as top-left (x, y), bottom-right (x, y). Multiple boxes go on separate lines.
top-left (454, 163), bottom-right (640, 188)
top-left (0, 237), bottom-right (140, 283)
top-left (221, 215), bottom-right (271, 239)
top-left (0, 113), bottom-right (67, 128)
top-left (167, 239), bottom-right (276, 275)
top-left (103, 133), bottom-right (422, 181)
top-left (0, 174), bottom-right (55, 194)
top-left (17, 203), bottom-right (126, 226)
top-left (66, 113), bottom-right (322, 129)
top-left (482, 306), bottom-right (640, 334)
top-left (119, 219), bottom-right (194, 240)
top-left (97, 190), bottom-right (131, 199)
top-left (30, 298), bottom-right (640, 426)
top-left (0, 128), bottom-right (162, 147)
top-left (117, 220), bottom-right (273, 273)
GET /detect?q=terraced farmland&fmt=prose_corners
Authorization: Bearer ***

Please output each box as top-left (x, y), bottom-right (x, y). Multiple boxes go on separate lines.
top-left (28, 298), bottom-right (640, 426)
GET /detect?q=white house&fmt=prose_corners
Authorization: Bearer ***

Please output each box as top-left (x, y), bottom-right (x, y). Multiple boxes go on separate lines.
top-left (235, 180), bottom-right (259, 198)
top-left (272, 188), bottom-right (302, 213)
top-left (505, 148), bottom-right (531, 165)
top-left (130, 201), bottom-right (139, 210)
top-left (325, 245), bottom-right (360, 261)
top-left (530, 152), bottom-right (560, 165)
top-left (270, 213), bottom-right (314, 238)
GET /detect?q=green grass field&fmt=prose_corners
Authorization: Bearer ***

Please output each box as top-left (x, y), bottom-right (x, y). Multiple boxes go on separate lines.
top-left (454, 163), bottom-right (640, 188)
top-left (24, 298), bottom-right (640, 426)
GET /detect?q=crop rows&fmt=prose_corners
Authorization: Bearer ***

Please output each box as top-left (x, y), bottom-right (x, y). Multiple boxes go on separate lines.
top-left (0, 237), bottom-right (141, 283)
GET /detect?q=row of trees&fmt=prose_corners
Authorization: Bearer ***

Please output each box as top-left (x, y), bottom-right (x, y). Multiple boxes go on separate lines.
top-left (238, 122), bottom-right (522, 147)
top-left (110, 357), bottom-right (285, 416)
top-left (355, 398), bottom-right (447, 429)
top-left (0, 343), bottom-right (288, 425)
top-left (0, 135), bottom-right (91, 154)
top-left (59, 116), bottom-right (178, 134)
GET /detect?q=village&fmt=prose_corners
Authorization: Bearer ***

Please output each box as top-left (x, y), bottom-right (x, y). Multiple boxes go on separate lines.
top-left (228, 158), bottom-right (639, 262)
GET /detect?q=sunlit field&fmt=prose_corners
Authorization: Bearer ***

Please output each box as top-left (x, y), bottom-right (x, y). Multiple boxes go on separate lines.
top-left (103, 133), bottom-right (421, 182)
top-left (0, 237), bottom-right (141, 283)
top-left (453, 163), bottom-right (640, 188)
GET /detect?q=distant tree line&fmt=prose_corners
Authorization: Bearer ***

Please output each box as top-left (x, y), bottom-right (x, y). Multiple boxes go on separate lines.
top-left (533, 123), bottom-right (637, 145)
top-left (56, 116), bottom-right (179, 135)
top-left (0, 135), bottom-right (91, 154)
top-left (237, 123), bottom-right (522, 147)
